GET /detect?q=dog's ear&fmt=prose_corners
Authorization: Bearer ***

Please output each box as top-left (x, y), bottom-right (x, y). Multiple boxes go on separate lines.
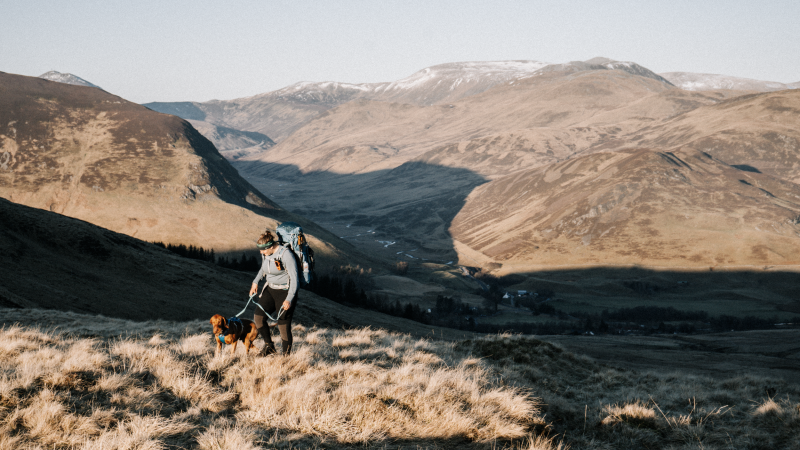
top-left (222, 317), bottom-right (227, 328)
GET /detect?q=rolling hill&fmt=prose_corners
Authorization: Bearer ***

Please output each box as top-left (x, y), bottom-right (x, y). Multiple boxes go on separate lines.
top-left (0, 71), bottom-right (352, 264)
top-left (619, 89), bottom-right (800, 183)
top-left (226, 61), bottom-right (800, 270)
top-left (228, 62), bottom-right (745, 262)
top-left (450, 148), bottom-right (800, 270)
top-left (0, 196), bottom-right (468, 337)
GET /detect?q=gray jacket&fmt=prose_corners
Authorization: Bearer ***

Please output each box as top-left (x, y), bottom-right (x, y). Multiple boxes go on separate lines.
top-left (253, 245), bottom-right (298, 306)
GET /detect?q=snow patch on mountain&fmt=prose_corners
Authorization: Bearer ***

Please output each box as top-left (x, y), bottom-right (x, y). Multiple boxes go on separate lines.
top-left (527, 59), bottom-right (673, 86)
top-left (659, 72), bottom-right (797, 92)
top-left (275, 61), bottom-right (552, 96)
top-left (38, 71), bottom-right (100, 89)
top-left (250, 60), bottom-right (553, 106)
top-left (378, 60), bottom-right (551, 92)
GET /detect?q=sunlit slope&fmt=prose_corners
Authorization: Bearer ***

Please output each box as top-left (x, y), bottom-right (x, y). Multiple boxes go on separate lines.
top-left (0, 71), bottom-right (351, 261)
top-left (232, 66), bottom-right (745, 262)
top-left (144, 60), bottom-right (553, 143)
top-left (450, 148), bottom-right (800, 270)
top-left (624, 89), bottom-right (800, 183)
top-left (240, 68), bottom-right (728, 179)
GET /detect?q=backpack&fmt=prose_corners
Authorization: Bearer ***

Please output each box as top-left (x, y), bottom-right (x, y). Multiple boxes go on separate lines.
top-left (275, 222), bottom-right (315, 286)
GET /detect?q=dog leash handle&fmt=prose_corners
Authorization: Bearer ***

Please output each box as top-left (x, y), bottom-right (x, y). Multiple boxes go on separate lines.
top-left (235, 293), bottom-right (285, 322)
top-left (235, 293), bottom-right (259, 318)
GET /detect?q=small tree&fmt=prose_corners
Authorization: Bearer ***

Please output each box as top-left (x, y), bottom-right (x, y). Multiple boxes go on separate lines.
top-left (393, 261), bottom-right (409, 275)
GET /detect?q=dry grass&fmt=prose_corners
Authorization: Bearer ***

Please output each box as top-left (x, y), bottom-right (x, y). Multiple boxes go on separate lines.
top-left (458, 335), bottom-right (800, 450)
top-left (1, 311), bottom-right (798, 449)
top-left (0, 319), bottom-right (543, 449)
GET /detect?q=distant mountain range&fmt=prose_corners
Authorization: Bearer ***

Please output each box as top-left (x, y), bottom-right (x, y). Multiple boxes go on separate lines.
top-left (143, 58), bottom-right (797, 152)
top-left (220, 59), bottom-right (800, 269)
top-left (144, 60), bottom-right (555, 143)
top-left (38, 70), bottom-right (101, 88)
top-left (21, 58), bottom-right (800, 272)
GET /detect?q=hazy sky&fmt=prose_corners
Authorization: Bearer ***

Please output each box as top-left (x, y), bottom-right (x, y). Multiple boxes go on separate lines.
top-left (3, 0), bottom-right (798, 103)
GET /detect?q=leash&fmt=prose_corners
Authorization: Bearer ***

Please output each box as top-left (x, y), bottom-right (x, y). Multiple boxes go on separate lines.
top-left (218, 292), bottom-right (300, 354)
top-left (235, 293), bottom-right (285, 322)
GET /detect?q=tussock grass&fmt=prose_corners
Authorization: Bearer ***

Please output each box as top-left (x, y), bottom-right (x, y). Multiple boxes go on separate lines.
top-left (459, 334), bottom-right (800, 449)
top-left (0, 320), bottom-right (543, 449)
top-left (1, 313), bottom-right (798, 449)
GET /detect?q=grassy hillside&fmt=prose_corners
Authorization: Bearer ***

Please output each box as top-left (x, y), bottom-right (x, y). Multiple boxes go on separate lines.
top-left (0, 72), bottom-right (361, 267)
top-left (0, 197), bottom-right (472, 338)
top-left (1, 308), bottom-right (797, 449)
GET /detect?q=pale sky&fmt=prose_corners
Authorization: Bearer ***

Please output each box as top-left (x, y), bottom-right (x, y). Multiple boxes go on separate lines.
top-left (2, 0), bottom-right (798, 104)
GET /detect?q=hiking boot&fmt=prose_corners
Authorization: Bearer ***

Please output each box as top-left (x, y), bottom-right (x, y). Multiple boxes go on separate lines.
top-left (258, 327), bottom-right (276, 357)
top-left (281, 340), bottom-right (292, 356)
top-left (259, 340), bottom-right (277, 357)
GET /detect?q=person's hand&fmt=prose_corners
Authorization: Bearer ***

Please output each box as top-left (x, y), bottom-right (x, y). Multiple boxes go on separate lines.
top-left (282, 300), bottom-right (291, 310)
top-left (249, 284), bottom-right (258, 296)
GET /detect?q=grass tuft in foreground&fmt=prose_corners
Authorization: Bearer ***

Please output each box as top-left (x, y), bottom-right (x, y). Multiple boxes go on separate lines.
top-left (0, 322), bottom-right (546, 449)
top-left (1, 310), bottom-right (799, 449)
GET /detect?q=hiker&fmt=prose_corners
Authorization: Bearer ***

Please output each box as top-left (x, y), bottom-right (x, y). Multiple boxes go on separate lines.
top-left (249, 230), bottom-right (298, 356)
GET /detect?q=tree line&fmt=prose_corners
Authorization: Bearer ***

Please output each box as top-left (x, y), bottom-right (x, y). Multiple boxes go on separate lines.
top-left (152, 241), bottom-right (799, 335)
top-left (151, 242), bottom-right (260, 271)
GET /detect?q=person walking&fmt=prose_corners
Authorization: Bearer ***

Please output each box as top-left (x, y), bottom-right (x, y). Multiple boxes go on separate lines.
top-left (249, 230), bottom-right (298, 356)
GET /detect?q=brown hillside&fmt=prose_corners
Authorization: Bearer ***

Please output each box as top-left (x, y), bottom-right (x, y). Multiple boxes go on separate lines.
top-left (231, 68), bottom-right (741, 263)
top-left (143, 61), bottom-right (553, 143)
top-left (621, 89), bottom-right (800, 183)
top-left (240, 68), bottom-right (730, 179)
top-left (0, 71), bottom-right (352, 262)
top-left (450, 148), bottom-right (800, 270)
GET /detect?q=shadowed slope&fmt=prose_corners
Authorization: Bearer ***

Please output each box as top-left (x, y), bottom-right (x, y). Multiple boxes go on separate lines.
top-left (234, 161), bottom-right (487, 262)
top-left (0, 197), bottom-right (472, 338)
top-left (0, 196), bottom-right (251, 320)
top-left (450, 148), bottom-right (800, 269)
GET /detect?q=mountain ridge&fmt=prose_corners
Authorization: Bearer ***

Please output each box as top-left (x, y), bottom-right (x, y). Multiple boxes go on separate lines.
top-left (143, 60), bottom-right (553, 143)
top-left (450, 147), bottom-right (800, 270)
top-left (660, 71), bottom-right (798, 92)
top-left (232, 66), bottom-right (800, 269)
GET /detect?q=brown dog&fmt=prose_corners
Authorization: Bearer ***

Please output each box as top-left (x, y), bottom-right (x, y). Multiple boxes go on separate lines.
top-left (209, 314), bottom-right (259, 355)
